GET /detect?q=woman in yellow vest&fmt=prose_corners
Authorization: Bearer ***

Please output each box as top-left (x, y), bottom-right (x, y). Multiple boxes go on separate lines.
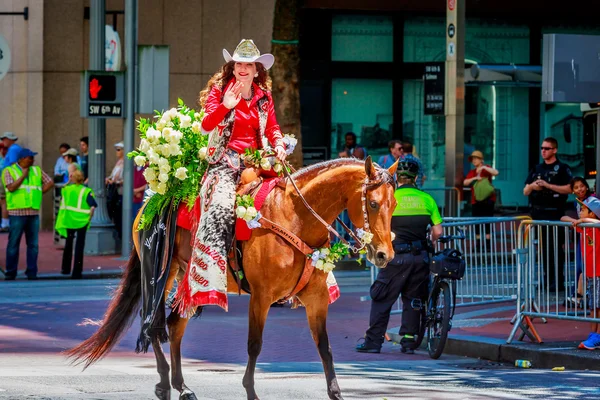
top-left (55, 169), bottom-right (97, 279)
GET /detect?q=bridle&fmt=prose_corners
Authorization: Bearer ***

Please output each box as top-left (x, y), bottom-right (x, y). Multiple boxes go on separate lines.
top-left (282, 161), bottom-right (394, 253)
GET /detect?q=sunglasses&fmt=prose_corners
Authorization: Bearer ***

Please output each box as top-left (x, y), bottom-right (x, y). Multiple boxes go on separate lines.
top-left (116, 148), bottom-right (123, 151)
top-left (540, 146), bottom-right (555, 151)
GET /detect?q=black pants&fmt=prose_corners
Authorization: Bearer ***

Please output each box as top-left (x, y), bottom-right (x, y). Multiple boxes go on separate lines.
top-left (472, 199), bottom-right (495, 236)
top-left (532, 209), bottom-right (565, 290)
top-left (365, 251), bottom-right (430, 349)
top-left (61, 227), bottom-right (87, 279)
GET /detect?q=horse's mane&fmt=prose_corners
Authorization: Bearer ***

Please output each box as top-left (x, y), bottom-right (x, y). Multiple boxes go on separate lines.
top-left (291, 158), bottom-right (365, 184)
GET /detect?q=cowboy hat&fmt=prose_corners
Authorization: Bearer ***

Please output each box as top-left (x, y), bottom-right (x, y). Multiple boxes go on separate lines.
top-left (468, 150), bottom-right (484, 162)
top-left (222, 39), bottom-right (275, 70)
top-left (62, 148), bottom-right (79, 157)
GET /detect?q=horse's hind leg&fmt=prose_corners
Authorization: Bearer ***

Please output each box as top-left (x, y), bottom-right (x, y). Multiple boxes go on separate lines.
top-left (300, 285), bottom-right (343, 400)
top-left (242, 295), bottom-right (271, 400)
top-left (167, 311), bottom-right (197, 400)
top-left (153, 337), bottom-right (171, 400)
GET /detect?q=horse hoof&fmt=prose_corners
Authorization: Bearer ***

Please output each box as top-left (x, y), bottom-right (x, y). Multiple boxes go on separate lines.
top-left (155, 386), bottom-right (171, 400)
top-left (179, 391), bottom-right (198, 400)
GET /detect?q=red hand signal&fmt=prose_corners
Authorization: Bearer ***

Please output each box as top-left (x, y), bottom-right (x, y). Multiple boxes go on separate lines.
top-left (89, 78), bottom-right (102, 99)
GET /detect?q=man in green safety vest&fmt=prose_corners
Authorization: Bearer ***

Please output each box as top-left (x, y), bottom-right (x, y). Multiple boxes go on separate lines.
top-left (55, 169), bottom-right (97, 279)
top-left (2, 148), bottom-right (54, 280)
top-left (357, 159), bottom-right (443, 354)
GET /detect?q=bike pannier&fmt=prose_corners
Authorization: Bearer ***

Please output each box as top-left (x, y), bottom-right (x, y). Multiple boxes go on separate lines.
top-left (430, 248), bottom-right (466, 280)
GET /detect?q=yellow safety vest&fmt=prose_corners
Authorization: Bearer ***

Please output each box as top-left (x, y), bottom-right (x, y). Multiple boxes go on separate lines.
top-left (55, 184), bottom-right (94, 237)
top-left (2, 165), bottom-right (43, 210)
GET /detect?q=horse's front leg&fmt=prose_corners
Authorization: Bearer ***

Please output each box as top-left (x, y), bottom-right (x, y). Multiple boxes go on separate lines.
top-left (167, 311), bottom-right (196, 400)
top-left (152, 336), bottom-right (171, 400)
top-left (300, 282), bottom-right (343, 400)
top-left (242, 294), bottom-right (271, 400)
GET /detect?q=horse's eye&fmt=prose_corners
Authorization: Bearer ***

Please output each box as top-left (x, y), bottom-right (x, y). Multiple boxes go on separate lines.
top-left (369, 201), bottom-right (378, 210)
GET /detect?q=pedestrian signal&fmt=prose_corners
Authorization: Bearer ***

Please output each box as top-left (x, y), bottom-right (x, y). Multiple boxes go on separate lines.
top-left (88, 74), bottom-right (116, 101)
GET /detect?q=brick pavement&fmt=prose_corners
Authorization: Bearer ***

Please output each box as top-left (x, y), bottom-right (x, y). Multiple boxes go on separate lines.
top-left (0, 231), bottom-right (125, 277)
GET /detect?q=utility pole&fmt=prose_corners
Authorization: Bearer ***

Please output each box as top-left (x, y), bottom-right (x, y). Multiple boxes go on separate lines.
top-left (445, 0), bottom-right (465, 216)
top-left (86, 0), bottom-right (116, 255)
top-left (122, 0), bottom-right (137, 256)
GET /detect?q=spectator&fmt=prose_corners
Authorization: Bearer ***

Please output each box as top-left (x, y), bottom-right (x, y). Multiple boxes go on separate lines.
top-left (79, 136), bottom-right (89, 182)
top-left (567, 177), bottom-right (594, 306)
top-left (54, 143), bottom-right (71, 183)
top-left (132, 164), bottom-right (147, 225)
top-left (0, 132), bottom-right (23, 232)
top-left (55, 169), bottom-right (97, 279)
top-left (106, 142), bottom-right (125, 238)
top-left (402, 142), bottom-right (425, 189)
top-left (523, 137), bottom-right (572, 291)
top-left (2, 148), bottom-right (54, 280)
top-left (463, 150), bottom-right (499, 240)
top-left (377, 140), bottom-right (403, 169)
top-left (62, 148), bottom-right (80, 177)
top-left (561, 197), bottom-right (600, 350)
top-left (338, 132), bottom-right (367, 160)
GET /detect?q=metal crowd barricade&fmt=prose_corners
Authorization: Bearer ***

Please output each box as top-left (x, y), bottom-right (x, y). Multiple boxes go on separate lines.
top-left (385, 216), bottom-right (530, 315)
top-left (507, 220), bottom-right (600, 344)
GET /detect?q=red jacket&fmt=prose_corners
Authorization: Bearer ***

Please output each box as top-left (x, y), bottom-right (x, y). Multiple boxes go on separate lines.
top-left (201, 79), bottom-right (283, 154)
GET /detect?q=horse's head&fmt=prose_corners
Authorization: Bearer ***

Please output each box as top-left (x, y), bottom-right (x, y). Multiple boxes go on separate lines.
top-left (347, 156), bottom-right (398, 268)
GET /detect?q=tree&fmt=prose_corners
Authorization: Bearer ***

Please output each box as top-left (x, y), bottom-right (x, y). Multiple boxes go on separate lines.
top-left (271, 0), bottom-right (302, 167)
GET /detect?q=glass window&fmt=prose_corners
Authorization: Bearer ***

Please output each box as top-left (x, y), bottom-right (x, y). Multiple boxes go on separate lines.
top-left (331, 79), bottom-right (393, 159)
top-left (404, 17), bottom-right (529, 64)
top-left (542, 104), bottom-right (585, 178)
top-left (331, 15), bottom-right (393, 62)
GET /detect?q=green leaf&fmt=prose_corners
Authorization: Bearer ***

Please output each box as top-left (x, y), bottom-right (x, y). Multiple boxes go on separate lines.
top-left (178, 98), bottom-right (184, 106)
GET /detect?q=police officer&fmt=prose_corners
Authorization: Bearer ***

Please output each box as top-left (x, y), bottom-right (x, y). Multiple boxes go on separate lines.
top-left (523, 137), bottom-right (572, 290)
top-left (356, 160), bottom-right (443, 354)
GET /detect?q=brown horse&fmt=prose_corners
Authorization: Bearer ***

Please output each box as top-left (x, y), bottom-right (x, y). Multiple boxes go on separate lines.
top-left (66, 157), bottom-right (398, 400)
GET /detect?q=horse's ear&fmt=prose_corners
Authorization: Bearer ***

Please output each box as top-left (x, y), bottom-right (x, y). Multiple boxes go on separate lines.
top-left (364, 156), bottom-right (377, 180)
top-left (388, 159), bottom-right (399, 176)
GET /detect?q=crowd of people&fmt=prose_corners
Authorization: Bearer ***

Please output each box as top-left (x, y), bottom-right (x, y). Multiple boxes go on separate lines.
top-left (1, 132), bottom-right (147, 280)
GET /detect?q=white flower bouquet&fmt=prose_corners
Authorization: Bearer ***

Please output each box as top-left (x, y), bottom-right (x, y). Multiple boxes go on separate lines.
top-left (128, 99), bottom-right (209, 230)
top-left (308, 242), bottom-right (350, 273)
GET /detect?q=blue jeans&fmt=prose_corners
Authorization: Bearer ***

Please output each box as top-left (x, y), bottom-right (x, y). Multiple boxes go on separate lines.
top-left (5, 215), bottom-right (39, 278)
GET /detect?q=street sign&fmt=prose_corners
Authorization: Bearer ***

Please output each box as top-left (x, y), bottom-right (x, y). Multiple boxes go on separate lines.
top-left (0, 34), bottom-right (11, 82)
top-left (448, 23), bottom-right (455, 38)
top-left (80, 71), bottom-right (125, 118)
top-left (424, 63), bottom-right (445, 115)
top-left (448, 42), bottom-right (456, 58)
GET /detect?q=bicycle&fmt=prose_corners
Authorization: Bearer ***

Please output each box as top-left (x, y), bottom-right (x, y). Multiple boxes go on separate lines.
top-left (415, 231), bottom-right (466, 359)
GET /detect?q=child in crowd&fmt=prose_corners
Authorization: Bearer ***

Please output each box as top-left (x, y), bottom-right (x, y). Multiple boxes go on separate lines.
top-left (569, 177), bottom-right (594, 305)
top-left (561, 196), bottom-right (600, 349)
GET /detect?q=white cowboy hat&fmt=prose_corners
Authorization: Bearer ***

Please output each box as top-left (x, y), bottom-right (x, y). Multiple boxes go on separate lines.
top-left (222, 39), bottom-right (275, 70)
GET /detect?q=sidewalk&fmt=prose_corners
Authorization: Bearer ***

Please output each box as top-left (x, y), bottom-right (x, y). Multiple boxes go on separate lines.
top-left (387, 301), bottom-right (600, 371)
top-left (0, 231), bottom-right (125, 279)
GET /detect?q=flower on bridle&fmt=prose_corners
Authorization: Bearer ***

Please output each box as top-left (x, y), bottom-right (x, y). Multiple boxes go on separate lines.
top-left (308, 243), bottom-right (349, 273)
top-left (356, 228), bottom-right (374, 245)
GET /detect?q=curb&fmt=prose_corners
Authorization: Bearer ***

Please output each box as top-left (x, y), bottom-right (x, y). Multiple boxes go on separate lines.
top-left (387, 330), bottom-right (600, 371)
top-left (35, 268), bottom-right (123, 280)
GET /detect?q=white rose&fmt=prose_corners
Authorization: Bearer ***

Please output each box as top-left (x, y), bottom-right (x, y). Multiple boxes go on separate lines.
top-left (158, 157), bottom-right (169, 167)
top-left (168, 143), bottom-right (181, 156)
top-left (245, 207), bottom-right (258, 221)
top-left (134, 155), bottom-right (146, 167)
top-left (166, 108), bottom-right (177, 120)
top-left (235, 206), bottom-right (247, 219)
top-left (273, 163), bottom-right (283, 174)
top-left (316, 259), bottom-right (324, 270)
top-left (198, 147), bottom-right (207, 160)
top-left (260, 158), bottom-right (271, 170)
top-left (162, 127), bottom-right (173, 142)
top-left (139, 139), bottom-right (150, 153)
top-left (175, 167), bottom-right (188, 180)
top-left (179, 114), bottom-right (192, 128)
top-left (158, 173), bottom-right (169, 183)
top-left (323, 262), bottom-right (336, 273)
top-left (321, 248), bottom-right (330, 256)
top-left (194, 112), bottom-right (202, 121)
top-left (147, 150), bottom-right (160, 165)
top-left (156, 182), bottom-right (167, 195)
top-left (146, 127), bottom-right (161, 143)
top-left (143, 168), bottom-right (157, 182)
top-left (192, 121), bottom-right (202, 133)
top-left (159, 144), bottom-right (171, 157)
top-left (170, 130), bottom-right (183, 144)
top-left (148, 181), bottom-right (159, 192)
top-left (159, 163), bottom-right (171, 174)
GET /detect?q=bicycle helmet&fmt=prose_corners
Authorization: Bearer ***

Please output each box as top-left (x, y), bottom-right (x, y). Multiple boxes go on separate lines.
top-left (397, 160), bottom-right (419, 177)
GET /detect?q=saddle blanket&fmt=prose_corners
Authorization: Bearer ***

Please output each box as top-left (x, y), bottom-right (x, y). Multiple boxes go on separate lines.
top-left (174, 177), bottom-right (340, 315)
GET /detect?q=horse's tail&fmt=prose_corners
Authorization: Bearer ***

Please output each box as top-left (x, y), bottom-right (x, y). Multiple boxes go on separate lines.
top-left (64, 248), bottom-right (142, 369)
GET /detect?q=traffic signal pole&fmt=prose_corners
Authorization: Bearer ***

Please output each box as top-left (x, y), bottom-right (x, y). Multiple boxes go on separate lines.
top-left (445, 0), bottom-right (465, 216)
top-left (86, 0), bottom-right (117, 255)
top-left (122, 0), bottom-right (137, 256)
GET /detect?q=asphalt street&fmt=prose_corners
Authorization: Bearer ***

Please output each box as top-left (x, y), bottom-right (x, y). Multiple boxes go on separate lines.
top-left (1, 277), bottom-right (599, 399)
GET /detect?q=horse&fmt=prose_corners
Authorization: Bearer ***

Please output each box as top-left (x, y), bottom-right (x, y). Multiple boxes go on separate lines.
top-left (66, 156), bottom-right (398, 400)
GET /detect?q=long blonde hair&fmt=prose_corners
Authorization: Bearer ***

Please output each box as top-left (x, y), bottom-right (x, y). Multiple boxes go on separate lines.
top-left (198, 61), bottom-right (272, 108)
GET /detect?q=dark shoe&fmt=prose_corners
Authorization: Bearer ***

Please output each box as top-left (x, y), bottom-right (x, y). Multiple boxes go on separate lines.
top-left (401, 346), bottom-right (415, 354)
top-left (400, 334), bottom-right (417, 354)
top-left (0, 227), bottom-right (9, 233)
top-left (4, 275), bottom-right (16, 281)
top-left (27, 276), bottom-right (38, 281)
top-left (355, 338), bottom-right (381, 353)
top-left (71, 274), bottom-right (83, 279)
top-left (60, 270), bottom-right (70, 275)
